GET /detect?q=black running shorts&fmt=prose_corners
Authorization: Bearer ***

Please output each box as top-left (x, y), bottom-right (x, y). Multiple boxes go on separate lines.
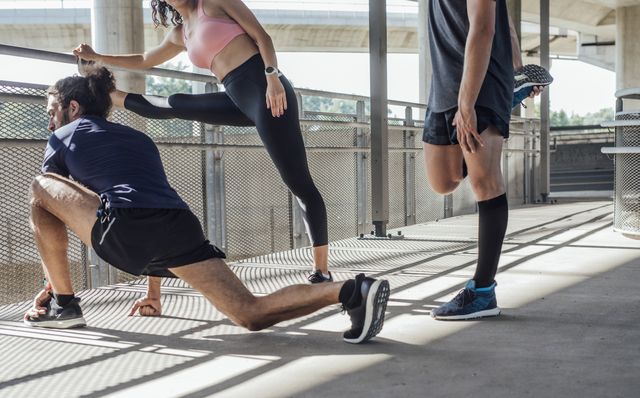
top-left (422, 106), bottom-right (509, 145)
top-left (91, 208), bottom-right (226, 278)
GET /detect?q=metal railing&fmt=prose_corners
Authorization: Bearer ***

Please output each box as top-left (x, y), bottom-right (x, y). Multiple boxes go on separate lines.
top-left (0, 44), bottom-right (543, 304)
top-left (550, 125), bottom-right (614, 147)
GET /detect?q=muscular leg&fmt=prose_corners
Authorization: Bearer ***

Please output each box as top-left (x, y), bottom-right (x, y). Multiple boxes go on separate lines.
top-left (423, 143), bottom-right (465, 195)
top-left (170, 259), bottom-right (342, 331)
top-left (30, 174), bottom-right (100, 295)
top-left (312, 246), bottom-right (329, 274)
top-left (462, 126), bottom-right (508, 287)
top-left (225, 76), bottom-right (329, 262)
top-left (462, 126), bottom-right (505, 200)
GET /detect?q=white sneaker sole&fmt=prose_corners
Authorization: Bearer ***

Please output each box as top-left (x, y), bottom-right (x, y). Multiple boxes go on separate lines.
top-left (24, 316), bottom-right (87, 329)
top-left (343, 279), bottom-right (390, 344)
top-left (431, 307), bottom-right (501, 321)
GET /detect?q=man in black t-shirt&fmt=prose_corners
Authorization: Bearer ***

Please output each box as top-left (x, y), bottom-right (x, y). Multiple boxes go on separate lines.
top-left (24, 67), bottom-right (390, 344)
top-left (423, 0), bottom-right (542, 320)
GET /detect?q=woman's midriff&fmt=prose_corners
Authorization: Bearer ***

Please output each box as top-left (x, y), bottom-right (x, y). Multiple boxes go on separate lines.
top-left (209, 33), bottom-right (260, 81)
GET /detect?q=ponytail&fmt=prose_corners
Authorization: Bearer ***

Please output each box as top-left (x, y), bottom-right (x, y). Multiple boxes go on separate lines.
top-left (47, 65), bottom-right (115, 118)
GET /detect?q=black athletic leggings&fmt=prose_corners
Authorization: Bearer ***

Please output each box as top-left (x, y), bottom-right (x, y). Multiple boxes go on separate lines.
top-left (123, 54), bottom-right (328, 247)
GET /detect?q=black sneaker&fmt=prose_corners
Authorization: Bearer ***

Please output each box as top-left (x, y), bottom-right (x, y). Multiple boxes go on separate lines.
top-left (308, 270), bottom-right (333, 284)
top-left (342, 274), bottom-right (390, 344)
top-left (24, 296), bottom-right (86, 329)
top-left (512, 64), bottom-right (553, 109)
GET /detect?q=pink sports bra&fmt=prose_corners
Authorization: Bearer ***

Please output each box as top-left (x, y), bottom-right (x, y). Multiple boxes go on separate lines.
top-left (183, 0), bottom-right (246, 69)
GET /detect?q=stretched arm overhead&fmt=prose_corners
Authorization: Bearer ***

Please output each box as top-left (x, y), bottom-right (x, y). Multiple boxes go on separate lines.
top-left (73, 26), bottom-right (185, 70)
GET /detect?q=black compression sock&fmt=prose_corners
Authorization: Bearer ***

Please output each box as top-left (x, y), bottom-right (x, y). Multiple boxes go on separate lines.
top-left (338, 280), bottom-right (356, 306)
top-left (473, 193), bottom-right (508, 288)
top-left (54, 293), bottom-right (75, 307)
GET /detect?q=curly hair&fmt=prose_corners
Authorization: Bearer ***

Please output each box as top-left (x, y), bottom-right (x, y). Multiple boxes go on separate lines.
top-left (47, 66), bottom-right (115, 119)
top-left (151, 0), bottom-right (197, 28)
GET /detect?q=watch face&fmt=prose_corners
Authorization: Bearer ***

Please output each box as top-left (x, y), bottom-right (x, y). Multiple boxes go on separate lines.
top-left (265, 67), bottom-right (276, 74)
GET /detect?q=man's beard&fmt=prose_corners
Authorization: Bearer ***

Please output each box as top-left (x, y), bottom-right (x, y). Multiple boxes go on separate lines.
top-left (61, 108), bottom-right (72, 127)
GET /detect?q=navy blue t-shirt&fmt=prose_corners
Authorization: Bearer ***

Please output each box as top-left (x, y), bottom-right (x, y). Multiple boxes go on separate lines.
top-left (42, 116), bottom-right (188, 210)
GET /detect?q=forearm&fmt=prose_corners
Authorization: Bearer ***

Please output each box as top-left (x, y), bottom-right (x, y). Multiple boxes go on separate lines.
top-left (256, 36), bottom-right (278, 70)
top-left (146, 276), bottom-right (161, 299)
top-left (458, 30), bottom-right (494, 110)
top-left (95, 54), bottom-right (149, 70)
top-left (509, 16), bottom-right (523, 70)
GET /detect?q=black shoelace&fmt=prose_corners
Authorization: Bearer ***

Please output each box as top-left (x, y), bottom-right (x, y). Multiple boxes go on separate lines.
top-left (453, 288), bottom-right (476, 307)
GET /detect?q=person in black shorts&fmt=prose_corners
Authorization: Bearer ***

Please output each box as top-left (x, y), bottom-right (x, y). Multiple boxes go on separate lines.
top-left (22, 66), bottom-right (390, 344)
top-left (423, 0), bottom-right (543, 320)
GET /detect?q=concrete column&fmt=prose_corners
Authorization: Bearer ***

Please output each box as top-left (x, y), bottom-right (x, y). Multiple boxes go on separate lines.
top-left (418, 0), bottom-right (431, 112)
top-left (369, 0), bottom-right (389, 237)
top-left (616, 5), bottom-right (640, 109)
top-left (539, 0), bottom-right (550, 202)
top-left (91, 0), bottom-right (145, 93)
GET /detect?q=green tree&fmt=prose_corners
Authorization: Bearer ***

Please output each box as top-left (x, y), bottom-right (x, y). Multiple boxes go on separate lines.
top-left (551, 109), bottom-right (570, 126)
top-left (301, 95), bottom-right (381, 116)
top-left (145, 61), bottom-right (193, 96)
top-left (535, 104), bottom-right (614, 127)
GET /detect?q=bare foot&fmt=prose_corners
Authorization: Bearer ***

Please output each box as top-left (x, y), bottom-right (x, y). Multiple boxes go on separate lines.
top-left (111, 89), bottom-right (127, 109)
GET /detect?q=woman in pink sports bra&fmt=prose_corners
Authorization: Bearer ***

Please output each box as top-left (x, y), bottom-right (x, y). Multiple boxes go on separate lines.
top-left (74, 0), bottom-right (334, 316)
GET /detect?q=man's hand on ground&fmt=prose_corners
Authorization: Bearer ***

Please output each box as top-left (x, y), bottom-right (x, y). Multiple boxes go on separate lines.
top-left (129, 296), bottom-right (162, 317)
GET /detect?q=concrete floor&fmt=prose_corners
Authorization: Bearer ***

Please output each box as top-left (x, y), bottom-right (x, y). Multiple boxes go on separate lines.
top-left (0, 201), bottom-right (638, 398)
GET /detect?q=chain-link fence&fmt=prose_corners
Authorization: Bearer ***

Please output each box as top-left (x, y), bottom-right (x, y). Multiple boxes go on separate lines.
top-left (0, 77), bottom-right (542, 305)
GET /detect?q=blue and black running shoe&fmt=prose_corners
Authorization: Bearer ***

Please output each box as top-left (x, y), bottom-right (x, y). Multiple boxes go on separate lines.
top-left (512, 64), bottom-right (553, 109)
top-left (431, 280), bottom-right (500, 320)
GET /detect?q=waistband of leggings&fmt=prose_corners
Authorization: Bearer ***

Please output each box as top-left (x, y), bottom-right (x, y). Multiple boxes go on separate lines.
top-left (221, 53), bottom-right (264, 85)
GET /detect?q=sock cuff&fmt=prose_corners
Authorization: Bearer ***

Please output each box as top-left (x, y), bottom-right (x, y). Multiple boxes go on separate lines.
top-left (338, 279), bottom-right (356, 306)
top-left (54, 293), bottom-right (75, 307)
top-left (475, 282), bottom-right (496, 291)
top-left (478, 193), bottom-right (507, 210)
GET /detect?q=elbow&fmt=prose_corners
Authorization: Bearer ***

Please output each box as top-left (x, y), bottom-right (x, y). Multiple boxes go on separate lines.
top-left (134, 55), bottom-right (152, 70)
top-left (478, 25), bottom-right (496, 40)
top-left (470, 22), bottom-right (495, 42)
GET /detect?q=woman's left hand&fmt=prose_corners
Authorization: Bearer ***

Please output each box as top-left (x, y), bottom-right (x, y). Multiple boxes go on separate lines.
top-left (265, 76), bottom-right (287, 117)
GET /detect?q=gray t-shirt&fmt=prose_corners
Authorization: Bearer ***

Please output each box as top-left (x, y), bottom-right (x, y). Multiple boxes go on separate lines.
top-left (427, 0), bottom-right (512, 124)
